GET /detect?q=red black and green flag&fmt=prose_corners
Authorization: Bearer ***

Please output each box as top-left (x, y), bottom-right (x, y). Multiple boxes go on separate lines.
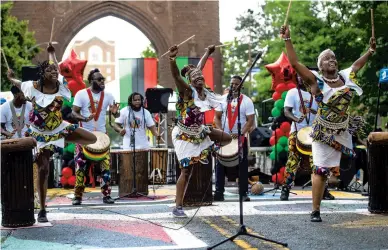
top-left (175, 57), bottom-right (215, 124)
top-left (118, 57), bottom-right (215, 124)
top-left (118, 58), bottom-right (158, 108)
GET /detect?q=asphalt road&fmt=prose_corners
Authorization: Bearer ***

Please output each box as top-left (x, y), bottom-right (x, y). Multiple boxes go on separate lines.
top-left (1, 187), bottom-right (388, 250)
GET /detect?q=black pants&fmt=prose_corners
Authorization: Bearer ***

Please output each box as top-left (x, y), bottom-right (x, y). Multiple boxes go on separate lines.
top-left (215, 137), bottom-right (248, 196)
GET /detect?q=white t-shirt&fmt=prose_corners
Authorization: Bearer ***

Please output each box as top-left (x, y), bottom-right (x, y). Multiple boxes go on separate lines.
top-left (115, 107), bottom-right (155, 150)
top-left (0, 101), bottom-right (32, 139)
top-left (73, 89), bottom-right (115, 133)
top-left (284, 88), bottom-right (318, 133)
top-left (216, 94), bottom-right (255, 134)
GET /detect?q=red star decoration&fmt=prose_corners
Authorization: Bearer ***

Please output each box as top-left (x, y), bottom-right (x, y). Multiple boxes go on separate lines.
top-left (59, 50), bottom-right (87, 96)
top-left (265, 52), bottom-right (297, 91)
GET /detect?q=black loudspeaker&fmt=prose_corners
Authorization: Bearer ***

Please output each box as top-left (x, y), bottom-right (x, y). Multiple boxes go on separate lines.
top-left (22, 66), bottom-right (39, 82)
top-left (250, 127), bottom-right (272, 147)
top-left (145, 88), bottom-right (173, 114)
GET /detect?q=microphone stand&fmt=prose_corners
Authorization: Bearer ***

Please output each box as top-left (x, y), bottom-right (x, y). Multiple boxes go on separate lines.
top-left (208, 51), bottom-right (287, 249)
top-left (115, 107), bottom-right (154, 200)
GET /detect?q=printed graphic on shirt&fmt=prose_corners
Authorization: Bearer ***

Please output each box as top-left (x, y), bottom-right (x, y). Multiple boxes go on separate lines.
top-left (299, 99), bottom-right (313, 114)
top-left (129, 116), bottom-right (142, 129)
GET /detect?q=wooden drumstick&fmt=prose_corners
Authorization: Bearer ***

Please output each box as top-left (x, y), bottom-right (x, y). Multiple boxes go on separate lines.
top-left (1, 49), bottom-right (10, 71)
top-left (50, 17), bottom-right (55, 43)
top-left (215, 43), bottom-right (231, 48)
top-left (371, 8), bottom-right (375, 38)
top-left (160, 35), bottom-right (195, 58)
top-left (284, 0), bottom-right (292, 26)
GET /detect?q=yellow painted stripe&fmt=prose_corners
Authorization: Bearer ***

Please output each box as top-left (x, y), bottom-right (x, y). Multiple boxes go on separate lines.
top-left (201, 218), bottom-right (257, 249)
top-left (332, 216), bottom-right (388, 228)
top-left (220, 216), bottom-right (289, 250)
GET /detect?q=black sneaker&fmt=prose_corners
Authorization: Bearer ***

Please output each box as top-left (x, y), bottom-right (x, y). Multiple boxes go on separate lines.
top-left (310, 210), bottom-right (322, 222)
top-left (72, 197), bottom-right (82, 205)
top-left (323, 188), bottom-right (335, 200)
top-left (103, 196), bottom-right (115, 204)
top-left (280, 186), bottom-right (290, 201)
top-left (213, 192), bottom-right (225, 201)
top-left (37, 210), bottom-right (48, 223)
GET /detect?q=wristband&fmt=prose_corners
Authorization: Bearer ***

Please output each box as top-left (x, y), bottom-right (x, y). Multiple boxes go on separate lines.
top-left (283, 37), bottom-right (291, 41)
top-left (369, 48), bottom-right (375, 55)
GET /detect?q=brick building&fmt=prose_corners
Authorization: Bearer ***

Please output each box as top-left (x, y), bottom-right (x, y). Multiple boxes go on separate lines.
top-left (72, 37), bottom-right (115, 82)
top-left (10, 1), bottom-right (221, 93)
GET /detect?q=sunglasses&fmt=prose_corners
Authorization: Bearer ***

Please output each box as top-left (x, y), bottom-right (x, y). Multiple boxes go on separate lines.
top-left (93, 77), bottom-right (105, 82)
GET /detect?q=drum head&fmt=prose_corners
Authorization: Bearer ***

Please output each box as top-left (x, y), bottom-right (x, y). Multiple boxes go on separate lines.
top-left (297, 127), bottom-right (313, 144)
top-left (85, 131), bottom-right (111, 153)
top-left (218, 139), bottom-right (238, 157)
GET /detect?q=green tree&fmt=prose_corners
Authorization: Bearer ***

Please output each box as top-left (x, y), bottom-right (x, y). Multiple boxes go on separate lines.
top-left (1, 2), bottom-right (39, 91)
top-left (140, 44), bottom-right (157, 58)
top-left (229, 0), bottom-right (387, 131)
top-left (349, 2), bottom-right (388, 131)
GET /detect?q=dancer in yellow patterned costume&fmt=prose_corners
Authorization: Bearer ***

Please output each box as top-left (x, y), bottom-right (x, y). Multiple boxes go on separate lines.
top-left (169, 44), bottom-right (232, 217)
top-left (281, 77), bottom-right (334, 201)
top-left (281, 25), bottom-right (376, 222)
top-left (7, 43), bottom-right (96, 222)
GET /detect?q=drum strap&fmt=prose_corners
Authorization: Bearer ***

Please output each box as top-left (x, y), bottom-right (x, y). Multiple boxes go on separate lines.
top-left (227, 95), bottom-right (243, 132)
top-left (9, 102), bottom-right (26, 138)
top-left (86, 89), bottom-right (105, 130)
top-left (296, 87), bottom-right (313, 127)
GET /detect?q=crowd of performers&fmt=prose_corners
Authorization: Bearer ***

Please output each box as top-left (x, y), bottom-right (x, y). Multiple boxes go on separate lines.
top-left (1, 23), bottom-right (376, 223)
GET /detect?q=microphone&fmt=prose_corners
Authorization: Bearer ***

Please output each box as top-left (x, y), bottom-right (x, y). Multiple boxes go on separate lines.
top-left (226, 85), bottom-right (233, 102)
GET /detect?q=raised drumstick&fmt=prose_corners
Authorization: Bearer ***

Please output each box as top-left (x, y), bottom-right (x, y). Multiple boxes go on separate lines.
top-left (160, 35), bottom-right (195, 58)
top-left (1, 49), bottom-right (10, 71)
top-left (215, 43), bottom-right (231, 48)
top-left (371, 8), bottom-right (375, 38)
top-left (50, 17), bottom-right (55, 43)
top-left (284, 0), bottom-right (292, 26)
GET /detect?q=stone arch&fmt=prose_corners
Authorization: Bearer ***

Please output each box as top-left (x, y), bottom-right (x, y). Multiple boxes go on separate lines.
top-left (55, 1), bottom-right (169, 60)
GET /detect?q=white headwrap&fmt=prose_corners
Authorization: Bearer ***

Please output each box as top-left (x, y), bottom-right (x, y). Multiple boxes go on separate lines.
top-left (186, 68), bottom-right (202, 81)
top-left (317, 49), bottom-right (335, 71)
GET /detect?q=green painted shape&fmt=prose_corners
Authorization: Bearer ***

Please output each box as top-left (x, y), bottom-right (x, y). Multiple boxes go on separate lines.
top-left (119, 59), bottom-right (133, 109)
top-left (174, 57), bottom-right (189, 117)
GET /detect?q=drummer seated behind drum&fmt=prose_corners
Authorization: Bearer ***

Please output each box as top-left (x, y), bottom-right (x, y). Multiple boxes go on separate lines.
top-left (281, 78), bottom-right (334, 201)
top-left (112, 92), bottom-right (160, 150)
top-left (71, 68), bottom-right (120, 205)
top-left (213, 75), bottom-right (255, 202)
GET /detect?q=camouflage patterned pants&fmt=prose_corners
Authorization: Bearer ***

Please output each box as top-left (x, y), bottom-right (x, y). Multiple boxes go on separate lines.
top-left (74, 144), bottom-right (111, 199)
top-left (283, 131), bottom-right (313, 187)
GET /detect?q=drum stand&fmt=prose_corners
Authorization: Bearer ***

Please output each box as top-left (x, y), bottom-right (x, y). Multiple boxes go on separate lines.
top-left (115, 115), bottom-right (155, 201)
top-left (208, 50), bottom-right (287, 249)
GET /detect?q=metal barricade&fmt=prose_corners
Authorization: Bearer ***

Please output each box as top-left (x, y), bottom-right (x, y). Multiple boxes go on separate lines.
top-left (167, 148), bottom-right (177, 184)
top-left (249, 147), bottom-right (272, 176)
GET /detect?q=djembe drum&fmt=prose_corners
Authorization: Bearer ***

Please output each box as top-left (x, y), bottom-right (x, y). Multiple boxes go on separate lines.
top-left (149, 148), bottom-right (168, 184)
top-left (296, 127), bottom-right (313, 185)
top-left (111, 149), bottom-right (149, 197)
top-left (1, 137), bottom-right (36, 227)
top-left (83, 131), bottom-right (110, 161)
top-left (216, 138), bottom-right (239, 167)
top-left (176, 154), bottom-right (213, 206)
top-left (367, 132), bottom-right (388, 213)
